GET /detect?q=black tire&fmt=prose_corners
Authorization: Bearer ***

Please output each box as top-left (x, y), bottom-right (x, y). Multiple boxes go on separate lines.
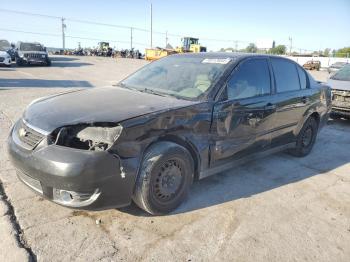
top-left (133, 142), bottom-right (194, 215)
top-left (330, 112), bottom-right (341, 120)
top-left (16, 59), bottom-right (22, 66)
top-left (289, 117), bottom-right (318, 157)
top-left (46, 59), bottom-right (51, 66)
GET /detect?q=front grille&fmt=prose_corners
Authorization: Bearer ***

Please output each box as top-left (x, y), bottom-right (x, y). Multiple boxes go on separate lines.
top-left (332, 89), bottom-right (350, 110)
top-left (17, 171), bottom-right (43, 194)
top-left (0, 57), bottom-right (4, 62)
top-left (24, 53), bottom-right (44, 59)
top-left (17, 120), bottom-right (45, 150)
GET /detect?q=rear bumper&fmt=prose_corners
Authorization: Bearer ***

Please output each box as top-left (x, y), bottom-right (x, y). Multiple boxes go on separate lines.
top-left (7, 127), bottom-right (137, 210)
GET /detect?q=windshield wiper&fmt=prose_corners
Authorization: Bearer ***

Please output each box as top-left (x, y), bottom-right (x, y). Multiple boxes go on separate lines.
top-left (140, 88), bottom-right (168, 97)
top-left (116, 83), bottom-right (167, 97)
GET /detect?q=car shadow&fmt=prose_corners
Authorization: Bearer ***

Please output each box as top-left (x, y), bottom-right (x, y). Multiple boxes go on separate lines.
top-left (0, 79), bottom-right (93, 88)
top-left (14, 62), bottom-right (93, 68)
top-left (0, 67), bottom-right (15, 71)
top-left (118, 123), bottom-right (350, 216)
top-left (50, 56), bottom-right (79, 62)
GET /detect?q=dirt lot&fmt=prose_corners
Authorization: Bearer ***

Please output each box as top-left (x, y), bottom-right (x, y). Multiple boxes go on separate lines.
top-left (0, 56), bottom-right (349, 262)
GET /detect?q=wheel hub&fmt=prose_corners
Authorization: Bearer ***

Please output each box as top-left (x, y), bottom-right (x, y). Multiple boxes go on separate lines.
top-left (302, 127), bottom-right (313, 147)
top-left (154, 160), bottom-right (182, 201)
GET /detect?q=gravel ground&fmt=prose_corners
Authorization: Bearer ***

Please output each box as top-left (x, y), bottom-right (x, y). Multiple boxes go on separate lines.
top-left (0, 56), bottom-right (349, 262)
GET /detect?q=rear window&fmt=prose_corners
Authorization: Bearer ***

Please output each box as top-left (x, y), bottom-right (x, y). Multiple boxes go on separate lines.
top-left (297, 66), bottom-right (308, 89)
top-left (271, 58), bottom-right (300, 92)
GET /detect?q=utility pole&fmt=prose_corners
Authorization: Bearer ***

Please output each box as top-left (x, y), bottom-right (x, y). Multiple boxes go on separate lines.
top-left (130, 27), bottom-right (133, 50)
top-left (234, 40), bottom-right (238, 52)
top-left (165, 31), bottom-right (168, 47)
top-left (150, 3), bottom-right (153, 48)
top-left (61, 17), bottom-right (66, 50)
top-left (288, 36), bottom-right (292, 55)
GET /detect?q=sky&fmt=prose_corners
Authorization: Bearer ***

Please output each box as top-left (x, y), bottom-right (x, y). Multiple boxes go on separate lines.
top-left (0, 0), bottom-right (349, 52)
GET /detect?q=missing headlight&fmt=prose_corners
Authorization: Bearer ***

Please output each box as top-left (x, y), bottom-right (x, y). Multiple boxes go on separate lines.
top-left (54, 124), bottom-right (123, 151)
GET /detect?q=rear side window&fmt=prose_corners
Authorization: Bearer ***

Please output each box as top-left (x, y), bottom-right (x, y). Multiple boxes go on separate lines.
top-left (271, 58), bottom-right (300, 92)
top-left (227, 59), bottom-right (271, 100)
top-left (297, 66), bottom-right (308, 89)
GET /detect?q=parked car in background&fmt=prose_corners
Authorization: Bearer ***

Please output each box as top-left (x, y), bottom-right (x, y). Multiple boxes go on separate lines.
top-left (328, 64), bottom-right (350, 119)
top-left (8, 53), bottom-right (331, 215)
top-left (328, 62), bottom-right (348, 74)
top-left (0, 40), bottom-right (12, 66)
top-left (303, 60), bottom-right (321, 71)
top-left (15, 42), bottom-right (51, 66)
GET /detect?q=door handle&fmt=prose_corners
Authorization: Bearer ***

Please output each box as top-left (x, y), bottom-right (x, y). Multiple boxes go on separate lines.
top-left (301, 96), bottom-right (310, 104)
top-left (264, 103), bottom-right (276, 110)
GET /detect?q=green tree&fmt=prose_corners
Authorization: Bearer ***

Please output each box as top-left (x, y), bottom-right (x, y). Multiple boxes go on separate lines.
top-left (335, 47), bottom-right (350, 57)
top-left (246, 43), bottom-right (257, 53)
top-left (269, 45), bottom-right (287, 55)
top-left (323, 48), bottom-right (331, 57)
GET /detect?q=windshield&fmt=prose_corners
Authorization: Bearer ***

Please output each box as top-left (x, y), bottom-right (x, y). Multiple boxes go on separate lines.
top-left (331, 65), bottom-right (350, 81)
top-left (331, 62), bottom-right (346, 69)
top-left (120, 55), bottom-right (231, 100)
top-left (0, 40), bottom-right (10, 51)
top-left (20, 43), bottom-right (45, 51)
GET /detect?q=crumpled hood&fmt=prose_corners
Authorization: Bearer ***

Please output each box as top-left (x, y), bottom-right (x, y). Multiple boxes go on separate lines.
top-left (23, 87), bottom-right (197, 132)
top-left (328, 79), bottom-right (350, 91)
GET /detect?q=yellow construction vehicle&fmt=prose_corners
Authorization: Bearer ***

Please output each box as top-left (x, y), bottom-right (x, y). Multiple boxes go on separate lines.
top-left (145, 37), bottom-right (206, 61)
top-left (175, 37), bottom-right (207, 53)
top-left (144, 47), bottom-right (177, 61)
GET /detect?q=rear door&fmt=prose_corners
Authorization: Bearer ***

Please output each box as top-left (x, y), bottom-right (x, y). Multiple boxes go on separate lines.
top-left (269, 58), bottom-right (312, 146)
top-left (211, 57), bottom-right (276, 166)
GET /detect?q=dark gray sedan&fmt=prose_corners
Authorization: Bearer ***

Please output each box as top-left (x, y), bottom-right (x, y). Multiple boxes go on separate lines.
top-left (8, 53), bottom-right (331, 214)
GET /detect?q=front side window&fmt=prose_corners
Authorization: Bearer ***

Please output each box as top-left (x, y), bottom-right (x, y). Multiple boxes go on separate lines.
top-left (271, 58), bottom-right (300, 92)
top-left (227, 58), bottom-right (271, 100)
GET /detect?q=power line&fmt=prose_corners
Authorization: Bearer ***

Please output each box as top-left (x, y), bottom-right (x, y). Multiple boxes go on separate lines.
top-left (0, 8), bottom-right (61, 19)
top-left (0, 28), bottom-right (147, 47)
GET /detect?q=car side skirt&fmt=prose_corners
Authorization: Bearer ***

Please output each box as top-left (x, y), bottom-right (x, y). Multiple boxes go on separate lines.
top-left (199, 142), bottom-right (295, 179)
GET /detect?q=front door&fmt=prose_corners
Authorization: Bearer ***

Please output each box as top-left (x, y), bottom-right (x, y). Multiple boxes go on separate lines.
top-left (210, 57), bottom-right (276, 167)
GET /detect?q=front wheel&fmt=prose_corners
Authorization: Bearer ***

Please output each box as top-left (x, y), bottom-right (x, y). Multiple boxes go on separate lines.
top-left (289, 117), bottom-right (318, 157)
top-left (16, 58), bottom-right (23, 66)
top-left (133, 142), bottom-right (194, 215)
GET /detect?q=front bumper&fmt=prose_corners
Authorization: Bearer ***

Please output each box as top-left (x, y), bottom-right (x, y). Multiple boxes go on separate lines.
top-left (7, 125), bottom-right (137, 210)
top-left (331, 90), bottom-right (350, 118)
top-left (19, 57), bottom-right (48, 65)
top-left (0, 57), bottom-right (11, 65)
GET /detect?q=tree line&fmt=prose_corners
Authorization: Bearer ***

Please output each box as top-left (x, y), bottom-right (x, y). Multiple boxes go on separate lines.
top-left (220, 44), bottom-right (350, 57)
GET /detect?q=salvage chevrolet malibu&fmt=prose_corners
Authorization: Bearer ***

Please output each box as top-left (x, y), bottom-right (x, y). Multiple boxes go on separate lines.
top-left (8, 53), bottom-right (331, 214)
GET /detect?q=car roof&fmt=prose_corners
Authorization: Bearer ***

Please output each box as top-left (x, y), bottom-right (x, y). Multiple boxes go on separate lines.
top-left (171, 52), bottom-right (292, 62)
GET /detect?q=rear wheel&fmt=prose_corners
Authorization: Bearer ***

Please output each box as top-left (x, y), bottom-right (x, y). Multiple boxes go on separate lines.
top-left (133, 142), bottom-right (194, 215)
top-left (289, 117), bottom-right (318, 157)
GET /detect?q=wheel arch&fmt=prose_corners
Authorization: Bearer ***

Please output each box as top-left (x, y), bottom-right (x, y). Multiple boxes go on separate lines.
top-left (294, 109), bottom-right (321, 137)
top-left (143, 135), bottom-right (201, 181)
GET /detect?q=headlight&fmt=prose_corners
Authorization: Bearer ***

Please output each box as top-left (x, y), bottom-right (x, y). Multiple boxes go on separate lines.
top-left (41, 54), bottom-right (46, 58)
top-left (19, 53), bottom-right (24, 58)
top-left (55, 124), bottom-right (123, 151)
